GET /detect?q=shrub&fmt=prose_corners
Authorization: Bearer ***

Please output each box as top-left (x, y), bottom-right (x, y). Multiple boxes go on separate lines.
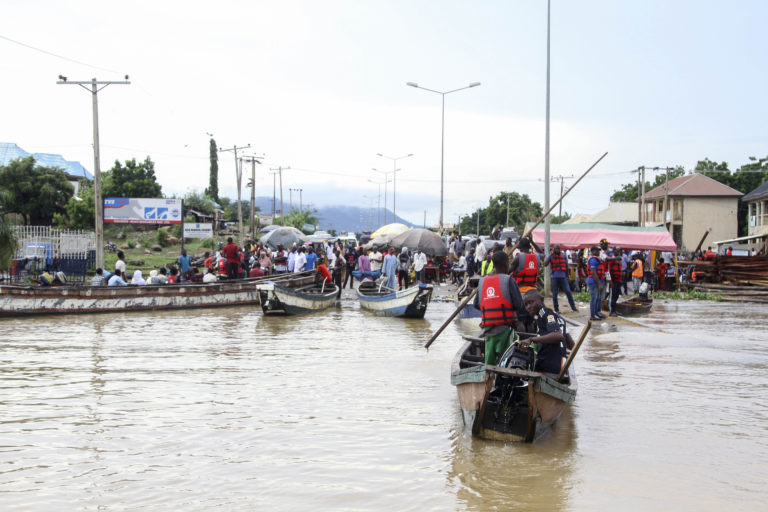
top-left (157, 229), bottom-right (169, 247)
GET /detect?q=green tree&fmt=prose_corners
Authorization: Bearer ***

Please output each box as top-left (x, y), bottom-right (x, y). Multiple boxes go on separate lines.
top-left (0, 157), bottom-right (74, 224)
top-left (183, 190), bottom-right (217, 215)
top-left (0, 187), bottom-right (18, 269)
top-left (610, 167), bottom-right (686, 202)
top-left (551, 212), bottom-right (572, 224)
top-left (52, 180), bottom-right (96, 229)
top-left (459, 191), bottom-right (542, 235)
top-left (282, 208), bottom-right (319, 233)
top-left (102, 157), bottom-right (163, 198)
top-left (205, 138), bottom-right (219, 201)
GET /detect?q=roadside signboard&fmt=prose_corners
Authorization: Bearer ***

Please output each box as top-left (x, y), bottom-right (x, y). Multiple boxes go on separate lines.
top-left (183, 223), bottom-right (213, 239)
top-left (104, 198), bottom-right (183, 224)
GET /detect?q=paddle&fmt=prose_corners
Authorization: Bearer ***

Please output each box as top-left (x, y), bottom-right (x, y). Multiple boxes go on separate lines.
top-left (423, 151), bottom-right (608, 350)
top-left (557, 320), bottom-right (591, 381)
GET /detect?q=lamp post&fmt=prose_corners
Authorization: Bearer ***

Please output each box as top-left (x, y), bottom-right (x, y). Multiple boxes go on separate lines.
top-left (376, 153), bottom-right (413, 223)
top-left (372, 168), bottom-right (395, 224)
top-left (367, 178), bottom-right (389, 227)
top-left (407, 81), bottom-right (481, 233)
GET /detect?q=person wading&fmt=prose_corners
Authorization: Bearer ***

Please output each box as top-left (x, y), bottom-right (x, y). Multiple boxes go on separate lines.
top-left (473, 251), bottom-right (525, 366)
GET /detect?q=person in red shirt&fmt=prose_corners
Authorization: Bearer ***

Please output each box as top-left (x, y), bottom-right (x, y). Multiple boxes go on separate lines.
top-left (203, 251), bottom-right (213, 271)
top-left (656, 257), bottom-right (669, 291)
top-left (221, 237), bottom-right (240, 280)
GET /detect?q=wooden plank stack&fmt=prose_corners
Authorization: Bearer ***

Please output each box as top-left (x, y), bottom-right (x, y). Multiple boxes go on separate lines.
top-left (681, 255), bottom-right (768, 302)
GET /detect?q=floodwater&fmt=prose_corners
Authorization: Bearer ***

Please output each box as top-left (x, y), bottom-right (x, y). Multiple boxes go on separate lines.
top-left (1, 294), bottom-right (766, 511)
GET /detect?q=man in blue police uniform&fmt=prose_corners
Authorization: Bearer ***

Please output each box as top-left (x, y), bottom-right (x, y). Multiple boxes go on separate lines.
top-left (520, 289), bottom-right (570, 374)
top-left (472, 250), bottom-right (525, 365)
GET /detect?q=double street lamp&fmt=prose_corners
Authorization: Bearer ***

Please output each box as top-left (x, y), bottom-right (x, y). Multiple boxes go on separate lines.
top-left (407, 81), bottom-right (481, 233)
top-left (376, 152), bottom-right (413, 224)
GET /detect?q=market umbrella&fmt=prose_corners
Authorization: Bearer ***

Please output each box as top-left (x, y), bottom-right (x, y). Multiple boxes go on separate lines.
top-left (259, 224), bottom-right (281, 234)
top-left (260, 226), bottom-right (309, 249)
top-left (370, 223), bottom-right (409, 239)
top-left (391, 228), bottom-right (447, 256)
top-left (364, 233), bottom-right (396, 250)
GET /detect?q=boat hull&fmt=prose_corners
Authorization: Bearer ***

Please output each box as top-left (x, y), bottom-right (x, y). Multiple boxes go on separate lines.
top-left (0, 280), bottom-right (264, 316)
top-left (257, 279), bottom-right (338, 315)
top-left (451, 339), bottom-right (577, 443)
top-left (357, 283), bottom-right (432, 318)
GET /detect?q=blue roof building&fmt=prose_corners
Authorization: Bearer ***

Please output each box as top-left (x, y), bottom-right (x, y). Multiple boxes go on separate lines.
top-left (0, 142), bottom-right (93, 180)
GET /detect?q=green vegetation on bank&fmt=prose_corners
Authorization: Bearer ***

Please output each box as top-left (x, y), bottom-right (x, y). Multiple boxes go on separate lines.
top-left (569, 288), bottom-right (722, 302)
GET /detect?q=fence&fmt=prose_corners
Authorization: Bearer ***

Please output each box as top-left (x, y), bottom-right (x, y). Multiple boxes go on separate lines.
top-left (3, 226), bottom-right (96, 284)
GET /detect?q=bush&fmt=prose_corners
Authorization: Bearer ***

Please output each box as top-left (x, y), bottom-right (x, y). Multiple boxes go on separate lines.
top-left (157, 229), bottom-right (169, 247)
top-left (199, 237), bottom-right (215, 249)
top-left (171, 224), bottom-right (182, 238)
top-left (127, 239), bottom-right (137, 249)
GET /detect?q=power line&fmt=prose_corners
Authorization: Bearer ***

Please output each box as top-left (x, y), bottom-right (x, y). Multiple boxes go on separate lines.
top-left (0, 33), bottom-right (127, 75)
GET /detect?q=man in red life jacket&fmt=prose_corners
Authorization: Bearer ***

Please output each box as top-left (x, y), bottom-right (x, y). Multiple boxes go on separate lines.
top-left (543, 243), bottom-right (578, 313)
top-left (473, 250), bottom-right (525, 365)
top-left (703, 247), bottom-right (716, 260)
top-left (510, 237), bottom-right (539, 294)
top-left (607, 248), bottom-right (624, 316)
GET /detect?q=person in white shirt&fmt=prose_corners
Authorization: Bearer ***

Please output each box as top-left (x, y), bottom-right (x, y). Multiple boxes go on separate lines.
top-left (203, 267), bottom-right (218, 283)
top-left (452, 253), bottom-right (467, 286)
top-left (369, 248), bottom-right (383, 273)
top-left (412, 248), bottom-right (428, 283)
top-left (115, 251), bottom-right (127, 281)
top-left (294, 247), bottom-right (307, 273)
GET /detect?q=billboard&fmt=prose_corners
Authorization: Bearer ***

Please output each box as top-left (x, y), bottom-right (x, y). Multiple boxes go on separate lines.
top-left (183, 223), bottom-right (213, 239)
top-left (104, 198), bottom-right (183, 225)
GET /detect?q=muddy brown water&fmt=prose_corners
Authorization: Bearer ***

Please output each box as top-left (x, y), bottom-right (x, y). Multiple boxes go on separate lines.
top-left (1, 294), bottom-right (766, 511)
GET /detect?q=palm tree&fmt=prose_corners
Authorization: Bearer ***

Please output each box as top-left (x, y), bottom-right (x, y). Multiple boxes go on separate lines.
top-left (0, 188), bottom-right (18, 270)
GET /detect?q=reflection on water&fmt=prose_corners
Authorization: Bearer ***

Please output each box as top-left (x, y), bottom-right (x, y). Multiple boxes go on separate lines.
top-left (0, 298), bottom-right (767, 511)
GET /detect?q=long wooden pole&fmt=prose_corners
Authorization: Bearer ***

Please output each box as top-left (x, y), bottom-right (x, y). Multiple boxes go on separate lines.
top-left (557, 320), bottom-right (591, 381)
top-left (424, 151), bottom-right (608, 350)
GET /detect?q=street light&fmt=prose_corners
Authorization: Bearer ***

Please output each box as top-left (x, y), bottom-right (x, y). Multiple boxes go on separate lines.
top-left (372, 168), bottom-right (395, 224)
top-left (407, 81), bottom-right (481, 234)
top-left (377, 153), bottom-right (413, 224)
top-left (367, 177), bottom-right (389, 227)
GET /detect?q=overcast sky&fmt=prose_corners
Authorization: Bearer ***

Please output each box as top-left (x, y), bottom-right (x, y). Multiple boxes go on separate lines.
top-left (2, 1), bottom-right (767, 227)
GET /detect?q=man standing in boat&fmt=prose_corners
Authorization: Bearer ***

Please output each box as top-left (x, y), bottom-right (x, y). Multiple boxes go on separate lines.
top-left (473, 250), bottom-right (525, 366)
top-left (221, 237), bottom-right (240, 280)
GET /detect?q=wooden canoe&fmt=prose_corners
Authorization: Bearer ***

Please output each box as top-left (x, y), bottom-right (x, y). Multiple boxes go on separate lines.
top-left (0, 277), bottom-right (270, 316)
top-left (356, 281), bottom-right (433, 318)
top-left (451, 335), bottom-right (577, 443)
top-left (603, 296), bottom-right (653, 315)
top-left (256, 273), bottom-right (339, 315)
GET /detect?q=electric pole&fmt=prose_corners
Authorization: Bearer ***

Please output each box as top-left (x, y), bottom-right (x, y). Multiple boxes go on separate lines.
top-left (57, 75), bottom-right (130, 271)
top-left (242, 154), bottom-right (263, 241)
top-left (269, 166), bottom-right (290, 225)
top-left (270, 170), bottom-right (278, 224)
top-left (219, 143), bottom-right (251, 247)
top-left (551, 174), bottom-right (575, 217)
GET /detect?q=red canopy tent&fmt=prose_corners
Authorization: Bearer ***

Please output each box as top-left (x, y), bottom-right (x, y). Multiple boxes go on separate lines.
top-left (527, 223), bottom-right (677, 251)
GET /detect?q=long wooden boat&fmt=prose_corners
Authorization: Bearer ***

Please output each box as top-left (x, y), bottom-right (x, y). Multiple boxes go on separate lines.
top-left (256, 273), bottom-right (339, 315)
top-left (356, 281), bottom-right (433, 318)
top-left (451, 335), bottom-right (577, 443)
top-left (0, 277), bottom-right (269, 316)
top-left (604, 296), bottom-right (653, 315)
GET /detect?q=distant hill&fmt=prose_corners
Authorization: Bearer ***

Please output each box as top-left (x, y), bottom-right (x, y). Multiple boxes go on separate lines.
top-left (251, 197), bottom-right (414, 234)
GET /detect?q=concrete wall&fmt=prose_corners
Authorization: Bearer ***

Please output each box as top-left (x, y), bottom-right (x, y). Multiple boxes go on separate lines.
top-left (681, 197), bottom-right (739, 251)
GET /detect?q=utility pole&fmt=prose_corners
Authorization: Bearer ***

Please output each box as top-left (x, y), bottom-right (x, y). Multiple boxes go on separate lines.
top-left (551, 174), bottom-right (575, 217)
top-left (424, 210), bottom-right (427, 229)
top-left (298, 189), bottom-right (303, 214)
top-left (662, 167), bottom-right (670, 231)
top-left (506, 194), bottom-right (510, 227)
top-left (242, 154), bottom-right (263, 240)
top-left (57, 75), bottom-right (130, 271)
top-left (270, 166), bottom-right (290, 225)
top-left (377, 153), bottom-right (413, 224)
top-left (270, 170), bottom-right (278, 224)
top-left (640, 166), bottom-right (646, 227)
top-left (636, 167), bottom-right (642, 226)
top-left (289, 188), bottom-right (294, 213)
top-left (476, 208), bottom-right (480, 235)
top-left (219, 143), bottom-right (251, 247)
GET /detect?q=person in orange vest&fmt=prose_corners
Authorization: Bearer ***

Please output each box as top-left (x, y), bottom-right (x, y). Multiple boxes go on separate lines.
top-left (631, 253), bottom-right (644, 293)
top-left (473, 251), bottom-right (525, 365)
top-left (703, 247), bottom-right (716, 260)
top-left (510, 237), bottom-right (540, 294)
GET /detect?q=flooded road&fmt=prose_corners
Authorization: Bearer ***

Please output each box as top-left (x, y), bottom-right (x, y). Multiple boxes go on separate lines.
top-left (1, 297), bottom-right (766, 511)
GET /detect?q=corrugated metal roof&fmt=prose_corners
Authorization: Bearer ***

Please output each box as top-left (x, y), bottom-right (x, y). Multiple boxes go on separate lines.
top-left (644, 173), bottom-right (742, 199)
top-left (742, 180), bottom-right (768, 202)
top-left (0, 142), bottom-right (93, 180)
